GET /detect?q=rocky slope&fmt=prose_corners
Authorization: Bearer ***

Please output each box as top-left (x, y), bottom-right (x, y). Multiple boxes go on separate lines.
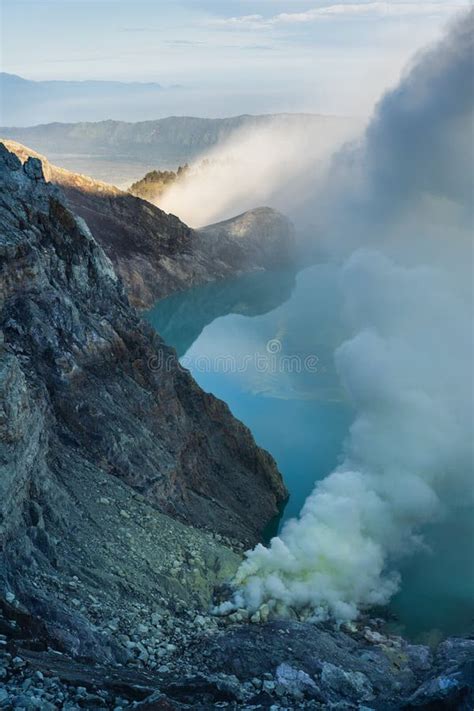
top-left (0, 145), bottom-right (473, 709)
top-left (0, 139), bottom-right (287, 631)
top-left (1, 594), bottom-right (473, 710)
top-left (3, 140), bottom-right (295, 309)
top-left (197, 207), bottom-right (295, 275)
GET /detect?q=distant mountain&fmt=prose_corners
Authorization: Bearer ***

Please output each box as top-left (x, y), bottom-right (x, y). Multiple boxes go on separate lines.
top-left (0, 113), bottom-right (355, 185)
top-left (0, 72), bottom-right (173, 125)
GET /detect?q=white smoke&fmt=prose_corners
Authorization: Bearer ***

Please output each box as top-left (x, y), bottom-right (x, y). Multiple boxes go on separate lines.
top-left (222, 11), bottom-right (474, 622)
top-left (156, 115), bottom-right (360, 227)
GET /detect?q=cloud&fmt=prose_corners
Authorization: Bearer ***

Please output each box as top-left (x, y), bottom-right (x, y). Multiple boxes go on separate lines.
top-left (210, 13), bottom-right (266, 29)
top-left (276, 2), bottom-right (469, 23)
top-left (212, 2), bottom-right (469, 29)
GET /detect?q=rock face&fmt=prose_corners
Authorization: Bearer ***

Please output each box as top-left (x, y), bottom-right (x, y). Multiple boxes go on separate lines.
top-left (0, 143), bottom-right (288, 655)
top-left (197, 207), bottom-right (295, 275)
top-left (3, 140), bottom-right (295, 309)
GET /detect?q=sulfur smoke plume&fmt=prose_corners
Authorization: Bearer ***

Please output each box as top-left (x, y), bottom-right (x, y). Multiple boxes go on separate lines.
top-left (222, 11), bottom-right (474, 622)
top-left (156, 115), bottom-right (359, 227)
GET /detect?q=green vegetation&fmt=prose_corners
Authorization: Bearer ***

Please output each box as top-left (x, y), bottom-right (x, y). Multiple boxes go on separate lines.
top-left (129, 164), bottom-right (189, 202)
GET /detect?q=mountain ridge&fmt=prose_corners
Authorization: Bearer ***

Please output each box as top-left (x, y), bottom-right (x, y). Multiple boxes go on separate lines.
top-left (1, 72), bottom-right (166, 88)
top-left (0, 112), bottom-right (356, 184)
top-left (0, 73), bottom-right (347, 126)
top-left (0, 72), bottom-right (179, 126)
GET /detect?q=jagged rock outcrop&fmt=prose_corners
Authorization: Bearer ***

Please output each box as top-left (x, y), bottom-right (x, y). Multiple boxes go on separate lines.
top-left (3, 140), bottom-right (295, 309)
top-left (197, 206), bottom-right (295, 275)
top-left (0, 143), bottom-right (287, 651)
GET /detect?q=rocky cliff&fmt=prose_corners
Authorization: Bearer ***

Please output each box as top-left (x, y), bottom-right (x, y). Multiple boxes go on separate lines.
top-left (0, 145), bottom-right (472, 709)
top-left (3, 140), bottom-right (295, 309)
top-left (0, 141), bottom-right (287, 640)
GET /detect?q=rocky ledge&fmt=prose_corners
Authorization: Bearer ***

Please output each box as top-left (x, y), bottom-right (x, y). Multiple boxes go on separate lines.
top-left (1, 596), bottom-right (473, 709)
top-left (2, 140), bottom-right (295, 309)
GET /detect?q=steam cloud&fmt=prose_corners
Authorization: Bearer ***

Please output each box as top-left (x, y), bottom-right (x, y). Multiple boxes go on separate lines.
top-left (156, 115), bottom-right (359, 227)
top-left (222, 11), bottom-right (474, 622)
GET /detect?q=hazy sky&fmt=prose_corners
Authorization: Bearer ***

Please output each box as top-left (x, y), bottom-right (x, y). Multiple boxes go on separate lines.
top-left (1, 0), bottom-right (470, 115)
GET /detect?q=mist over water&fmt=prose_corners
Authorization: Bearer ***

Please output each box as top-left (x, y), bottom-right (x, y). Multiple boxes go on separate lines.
top-left (146, 261), bottom-right (473, 638)
top-left (147, 11), bottom-right (474, 630)
top-left (219, 12), bottom-right (474, 623)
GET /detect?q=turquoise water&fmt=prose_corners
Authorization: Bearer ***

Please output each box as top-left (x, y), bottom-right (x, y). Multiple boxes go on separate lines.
top-left (146, 266), bottom-right (474, 641)
top-left (147, 265), bottom-right (352, 527)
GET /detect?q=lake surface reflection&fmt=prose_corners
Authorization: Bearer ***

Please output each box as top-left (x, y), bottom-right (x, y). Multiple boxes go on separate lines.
top-left (146, 265), bottom-right (473, 641)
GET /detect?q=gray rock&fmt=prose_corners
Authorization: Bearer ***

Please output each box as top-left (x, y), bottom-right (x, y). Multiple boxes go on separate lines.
top-left (436, 637), bottom-right (474, 669)
top-left (321, 662), bottom-right (374, 703)
top-left (406, 671), bottom-right (472, 709)
top-left (405, 644), bottom-right (433, 673)
top-left (276, 662), bottom-right (320, 699)
top-left (405, 638), bottom-right (474, 710)
top-left (23, 157), bottom-right (44, 181)
top-left (0, 140), bottom-right (285, 666)
top-left (215, 674), bottom-right (244, 701)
